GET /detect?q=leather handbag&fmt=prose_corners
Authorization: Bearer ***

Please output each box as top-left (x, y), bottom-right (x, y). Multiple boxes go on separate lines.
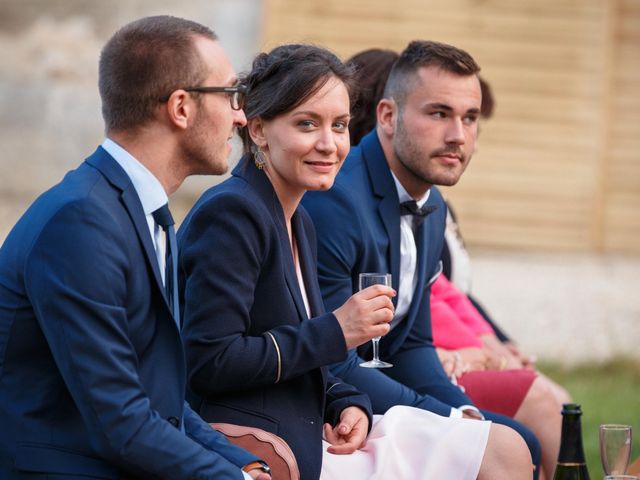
top-left (211, 423), bottom-right (300, 480)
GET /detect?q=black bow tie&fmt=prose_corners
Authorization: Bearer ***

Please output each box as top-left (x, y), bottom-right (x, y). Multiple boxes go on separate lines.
top-left (400, 200), bottom-right (437, 227)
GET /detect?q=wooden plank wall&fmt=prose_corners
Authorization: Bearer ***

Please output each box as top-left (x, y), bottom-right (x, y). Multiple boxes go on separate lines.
top-left (261, 0), bottom-right (640, 254)
top-left (603, 0), bottom-right (640, 252)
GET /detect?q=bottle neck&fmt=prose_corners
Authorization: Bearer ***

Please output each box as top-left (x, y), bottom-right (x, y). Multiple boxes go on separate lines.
top-left (557, 413), bottom-right (587, 464)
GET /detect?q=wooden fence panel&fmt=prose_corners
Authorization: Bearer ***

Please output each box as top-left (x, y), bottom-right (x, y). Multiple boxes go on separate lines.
top-left (262, 0), bottom-right (640, 254)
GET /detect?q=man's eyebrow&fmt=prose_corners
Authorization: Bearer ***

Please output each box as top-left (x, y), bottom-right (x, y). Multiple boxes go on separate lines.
top-left (425, 103), bottom-right (481, 115)
top-left (425, 102), bottom-right (453, 111)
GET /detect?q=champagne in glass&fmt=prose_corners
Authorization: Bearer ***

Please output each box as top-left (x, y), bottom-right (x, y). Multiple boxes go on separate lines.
top-left (600, 424), bottom-right (632, 475)
top-left (358, 273), bottom-right (392, 369)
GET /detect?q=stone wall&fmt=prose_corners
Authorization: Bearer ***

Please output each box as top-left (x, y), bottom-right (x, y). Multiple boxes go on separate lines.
top-left (0, 0), bottom-right (262, 237)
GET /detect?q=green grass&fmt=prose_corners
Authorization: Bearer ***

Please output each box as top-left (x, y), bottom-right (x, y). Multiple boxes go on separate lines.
top-left (538, 358), bottom-right (640, 477)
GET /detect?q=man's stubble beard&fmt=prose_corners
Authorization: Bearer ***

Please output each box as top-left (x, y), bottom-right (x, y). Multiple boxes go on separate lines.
top-left (393, 112), bottom-right (470, 188)
top-left (182, 109), bottom-right (230, 177)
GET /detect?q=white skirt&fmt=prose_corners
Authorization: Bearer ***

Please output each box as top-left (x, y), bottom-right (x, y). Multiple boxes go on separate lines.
top-left (321, 405), bottom-right (490, 480)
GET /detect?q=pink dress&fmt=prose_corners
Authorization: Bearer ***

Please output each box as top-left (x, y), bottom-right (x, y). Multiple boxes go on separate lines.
top-left (431, 275), bottom-right (537, 417)
top-left (320, 405), bottom-right (490, 480)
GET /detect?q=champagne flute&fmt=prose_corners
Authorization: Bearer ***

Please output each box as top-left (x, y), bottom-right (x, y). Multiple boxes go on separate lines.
top-left (600, 424), bottom-right (632, 475)
top-left (358, 273), bottom-right (393, 369)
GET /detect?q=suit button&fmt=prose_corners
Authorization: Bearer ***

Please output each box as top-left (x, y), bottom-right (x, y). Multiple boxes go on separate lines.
top-left (168, 416), bottom-right (180, 428)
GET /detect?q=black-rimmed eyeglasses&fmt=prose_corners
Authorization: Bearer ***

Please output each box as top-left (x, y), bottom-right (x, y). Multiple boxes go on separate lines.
top-left (159, 85), bottom-right (246, 110)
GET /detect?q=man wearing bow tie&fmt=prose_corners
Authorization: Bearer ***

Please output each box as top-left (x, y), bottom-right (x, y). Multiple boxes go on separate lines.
top-left (302, 39), bottom-right (541, 477)
top-left (0, 15), bottom-right (270, 480)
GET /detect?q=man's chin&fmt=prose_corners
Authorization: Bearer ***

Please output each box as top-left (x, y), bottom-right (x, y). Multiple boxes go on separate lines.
top-left (429, 173), bottom-right (464, 187)
top-left (188, 164), bottom-right (228, 177)
top-left (211, 162), bottom-right (230, 176)
top-left (201, 158), bottom-right (229, 176)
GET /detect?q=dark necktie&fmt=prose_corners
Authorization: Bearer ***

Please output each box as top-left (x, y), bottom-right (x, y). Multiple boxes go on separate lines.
top-left (400, 200), bottom-right (438, 227)
top-left (152, 204), bottom-right (179, 323)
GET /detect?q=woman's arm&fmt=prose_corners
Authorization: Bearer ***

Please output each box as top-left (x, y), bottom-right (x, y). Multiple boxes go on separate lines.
top-left (179, 192), bottom-right (348, 398)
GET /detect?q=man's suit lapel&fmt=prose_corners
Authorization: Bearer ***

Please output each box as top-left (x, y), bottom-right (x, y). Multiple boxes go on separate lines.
top-left (361, 132), bottom-right (401, 297)
top-left (234, 157), bottom-right (310, 322)
top-left (86, 147), bottom-right (169, 310)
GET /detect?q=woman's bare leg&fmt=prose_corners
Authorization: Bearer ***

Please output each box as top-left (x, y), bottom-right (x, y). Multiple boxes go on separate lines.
top-left (514, 376), bottom-right (563, 479)
top-left (478, 423), bottom-right (533, 480)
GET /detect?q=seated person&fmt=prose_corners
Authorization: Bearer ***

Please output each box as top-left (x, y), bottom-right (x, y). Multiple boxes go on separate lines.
top-left (348, 46), bottom-right (569, 480)
top-left (178, 43), bottom-right (533, 480)
top-left (303, 44), bottom-right (544, 478)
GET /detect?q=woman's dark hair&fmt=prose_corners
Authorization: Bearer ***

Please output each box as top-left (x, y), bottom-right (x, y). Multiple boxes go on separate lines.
top-left (239, 44), bottom-right (354, 154)
top-left (479, 76), bottom-right (495, 119)
top-left (346, 48), bottom-right (399, 146)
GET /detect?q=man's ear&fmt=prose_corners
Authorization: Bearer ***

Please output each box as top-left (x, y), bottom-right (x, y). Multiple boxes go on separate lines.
top-left (247, 117), bottom-right (267, 149)
top-left (377, 98), bottom-right (396, 137)
top-left (164, 90), bottom-right (191, 130)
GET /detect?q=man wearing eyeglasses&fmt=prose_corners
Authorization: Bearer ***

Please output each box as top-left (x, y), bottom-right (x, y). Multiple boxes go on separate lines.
top-left (0, 15), bottom-right (269, 480)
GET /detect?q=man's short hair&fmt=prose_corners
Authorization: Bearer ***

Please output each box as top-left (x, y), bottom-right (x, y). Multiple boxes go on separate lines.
top-left (384, 40), bottom-right (480, 108)
top-left (99, 15), bottom-right (217, 132)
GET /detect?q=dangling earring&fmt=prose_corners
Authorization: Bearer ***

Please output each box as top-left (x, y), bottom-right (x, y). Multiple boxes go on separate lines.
top-left (254, 148), bottom-right (267, 170)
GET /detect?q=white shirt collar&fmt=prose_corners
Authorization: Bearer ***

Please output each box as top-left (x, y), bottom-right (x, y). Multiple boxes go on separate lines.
top-left (101, 138), bottom-right (167, 215)
top-left (390, 171), bottom-right (430, 207)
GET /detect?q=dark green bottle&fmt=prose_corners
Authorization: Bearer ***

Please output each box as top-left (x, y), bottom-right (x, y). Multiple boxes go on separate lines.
top-left (552, 403), bottom-right (591, 480)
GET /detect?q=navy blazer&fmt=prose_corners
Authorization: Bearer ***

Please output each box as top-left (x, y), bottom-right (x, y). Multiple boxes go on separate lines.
top-left (178, 155), bottom-right (373, 480)
top-left (302, 130), bottom-right (473, 416)
top-left (0, 147), bottom-right (256, 479)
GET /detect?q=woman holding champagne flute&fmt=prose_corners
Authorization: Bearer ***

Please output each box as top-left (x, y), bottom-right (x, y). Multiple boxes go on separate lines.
top-left (178, 43), bottom-right (532, 479)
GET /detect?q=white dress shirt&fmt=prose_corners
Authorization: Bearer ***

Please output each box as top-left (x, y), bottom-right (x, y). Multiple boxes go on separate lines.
top-left (389, 175), bottom-right (482, 420)
top-left (389, 172), bottom-right (429, 329)
top-left (102, 139), bottom-right (168, 284)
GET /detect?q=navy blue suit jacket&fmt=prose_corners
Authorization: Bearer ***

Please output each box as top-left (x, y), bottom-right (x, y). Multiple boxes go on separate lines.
top-left (0, 147), bottom-right (256, 479)
top-left (178, 155), bottom-right (373, 480)
top-left (302, 130), bottom-right (473, 416)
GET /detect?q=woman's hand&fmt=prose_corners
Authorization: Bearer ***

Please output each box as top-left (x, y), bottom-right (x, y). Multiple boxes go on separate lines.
top-left (333, 285), bottom-right (396, 349)
top-left (505, 341), bottom-right (537, 369)
top-left (456, 347), bottom-right (490, 371)
top-left (480, 334), bottom-right (525, 370)
top-left (245, 468), bottom-right (271, 480)
top-left (437, 348), bottom-right (468, 379)
top-left (323, 406), bottom-right (369, 454)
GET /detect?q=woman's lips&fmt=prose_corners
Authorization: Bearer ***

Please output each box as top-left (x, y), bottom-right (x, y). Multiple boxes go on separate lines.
top-left (304, 160), bottom-right (339, 173)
